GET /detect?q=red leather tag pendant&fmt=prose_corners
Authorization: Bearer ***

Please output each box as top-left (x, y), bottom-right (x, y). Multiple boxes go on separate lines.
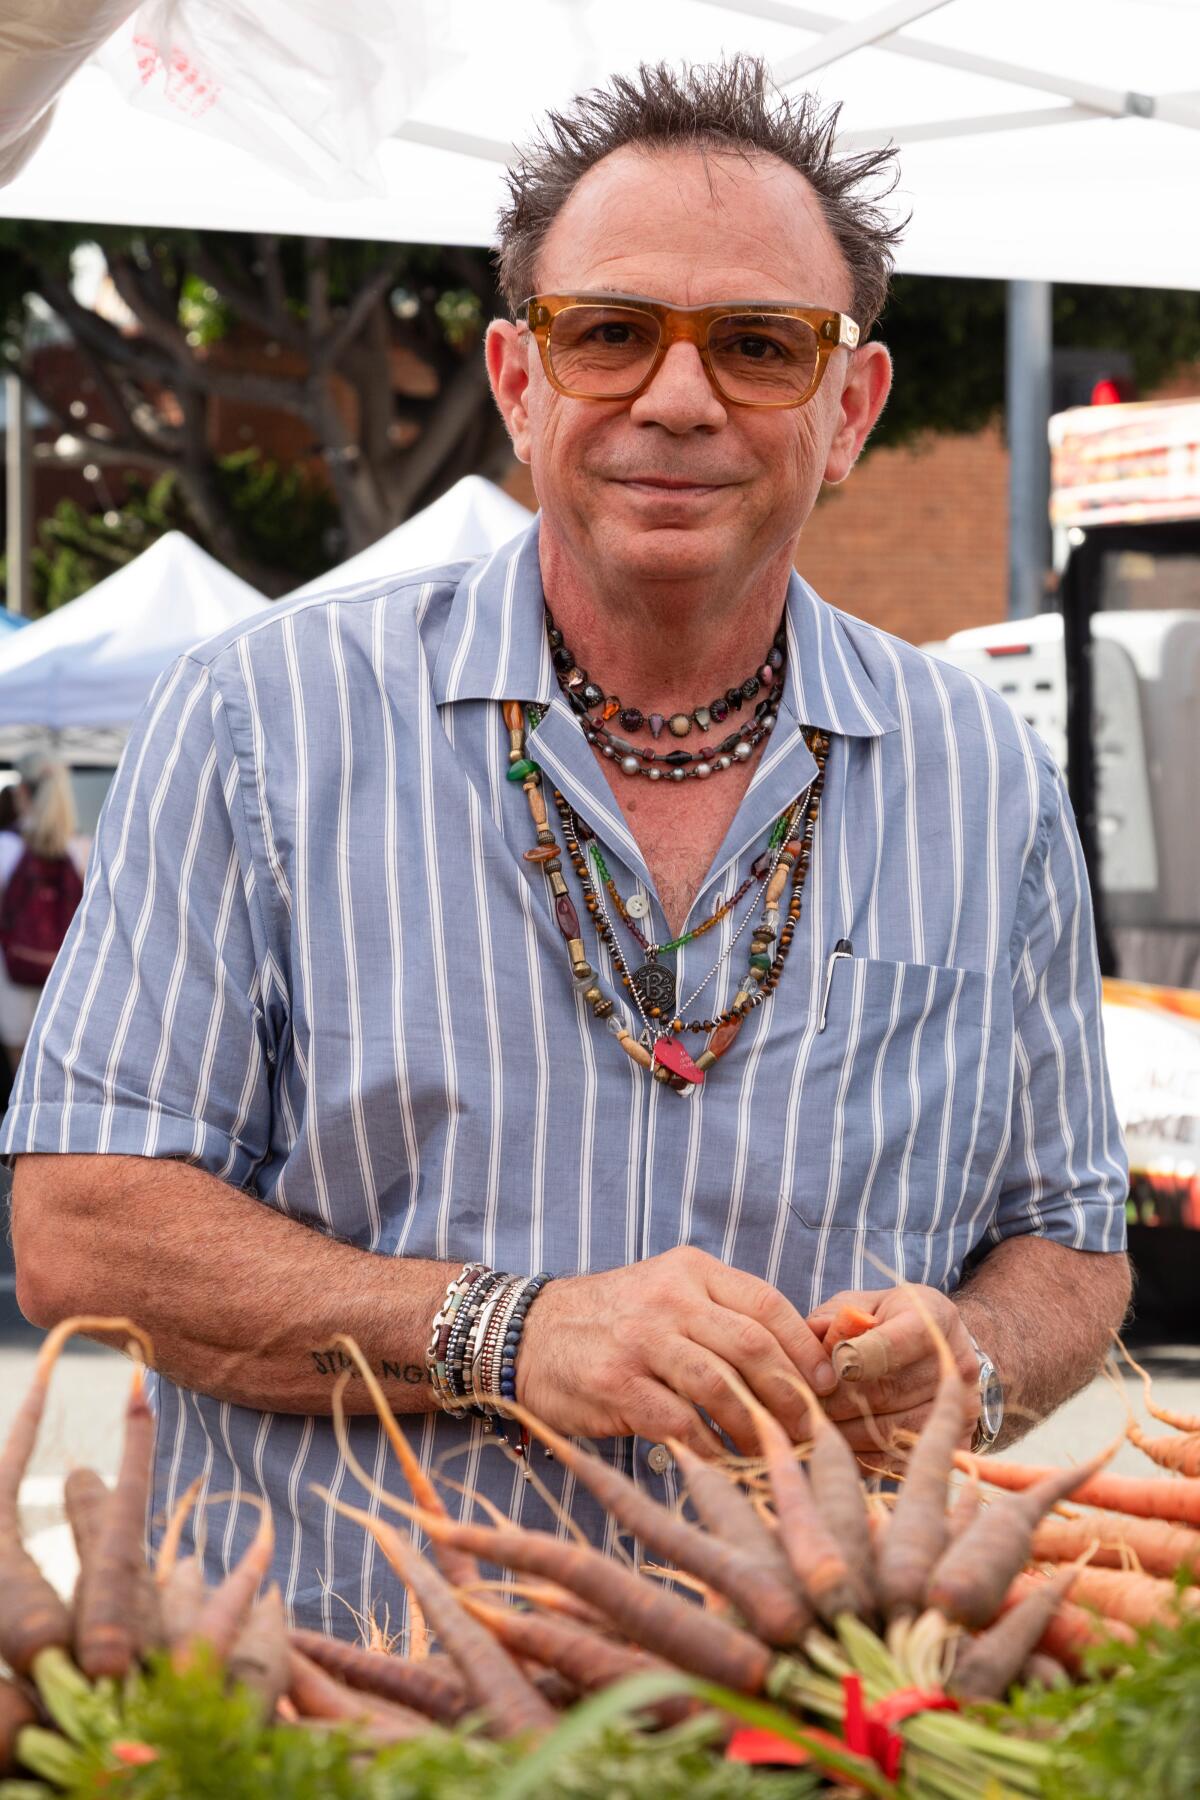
top-left (653, 1036), bottom-right (705, 1085)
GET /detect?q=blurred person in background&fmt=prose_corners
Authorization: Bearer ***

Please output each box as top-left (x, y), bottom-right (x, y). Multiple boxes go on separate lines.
top-left (0, 754), bottom-right (87, 1074)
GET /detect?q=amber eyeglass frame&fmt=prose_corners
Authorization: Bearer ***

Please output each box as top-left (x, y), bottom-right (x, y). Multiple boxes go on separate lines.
top-left (521, 292), bottom-right (861, 409)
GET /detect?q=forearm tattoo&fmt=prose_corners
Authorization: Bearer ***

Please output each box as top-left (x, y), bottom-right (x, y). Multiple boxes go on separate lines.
top-left (308, 1348), bottom-right (430, 1383)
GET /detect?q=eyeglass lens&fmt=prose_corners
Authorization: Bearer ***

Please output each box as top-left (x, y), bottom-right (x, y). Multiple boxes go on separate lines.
top-left (547, 303), bottom-right (821, 403)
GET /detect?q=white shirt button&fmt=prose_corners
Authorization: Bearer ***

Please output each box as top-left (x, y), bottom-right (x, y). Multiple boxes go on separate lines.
top-left (646, 1442), bottom-right (672, 1475)
top-left (626, 892), bottom-right (650, 919)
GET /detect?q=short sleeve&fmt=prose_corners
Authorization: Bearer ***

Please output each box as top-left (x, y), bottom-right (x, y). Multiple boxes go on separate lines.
top-left (1, 655), bottom-right (275, 1187)
top-left (992, 760), bottom-right (1128, 1252)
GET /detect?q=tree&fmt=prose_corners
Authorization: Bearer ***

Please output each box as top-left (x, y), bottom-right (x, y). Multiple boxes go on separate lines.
top-left (0, 224), bottom-right (512, 594)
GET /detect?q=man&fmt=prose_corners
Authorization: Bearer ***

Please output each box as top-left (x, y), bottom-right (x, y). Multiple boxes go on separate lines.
top-left (6, 59), bottom-right (1129, 1634)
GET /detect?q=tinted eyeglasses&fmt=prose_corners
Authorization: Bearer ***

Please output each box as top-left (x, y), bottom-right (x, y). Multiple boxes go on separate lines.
top-left (522, 293), bottom-right (860, 409)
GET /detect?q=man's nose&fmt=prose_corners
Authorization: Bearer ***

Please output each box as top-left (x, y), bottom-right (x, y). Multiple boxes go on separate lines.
top-left (628, 340), bottom-right (727, 433)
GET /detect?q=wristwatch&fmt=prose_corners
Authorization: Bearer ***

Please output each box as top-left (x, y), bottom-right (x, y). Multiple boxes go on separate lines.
top-left (965, 1328), bottom-right (1005, 1453)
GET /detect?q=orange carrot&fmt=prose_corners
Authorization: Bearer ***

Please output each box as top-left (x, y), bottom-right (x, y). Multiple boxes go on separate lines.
top-left (155, 1477), bottom-right (202, 1587)
top-left (740, 1394), bottom-right (865, 1622)
top-left (1001, 1572), bottom-right (1134, 1673)
top-left (174, 1500), bottom-right (274, 1671)
top-left (823, 1305), bottom-right (878, 1351)
top-left (1120, 1343), bottom-right (1200, 1434)
top-left (0, 1673), bottom-right (36, 1777)
top-left (320, 1498), bottom-right (557, 1738)
top-left (1067, 1564), bottom-right (1200, 1630)
top-left (75, 1366), bottom-right (156, 1679)
top-left (506, 1403), bottom-right (809, 1647)
top-left (946, 1479), bottom-right (981, 1541)
top-left (927, 1441), bottom-right (1118, 1628)
top-left (287, 1647), bottom-right (428, 1741)
top-left (876, 1361), bottom-right (968, 1620)
top-left (1126, 1421), bottom-right (1200, 1476)
top-left (290, 1628), bottom-right (469, 1725)
top-left (1031, 1508), bottom-right (1200, 1580)
top-left (951, 1562), bottom-right (1082, 1700)
top-left (329, 1491), bottom-right (773, 1694)
top-left (955, 1451), bottom-right (1200, 1527)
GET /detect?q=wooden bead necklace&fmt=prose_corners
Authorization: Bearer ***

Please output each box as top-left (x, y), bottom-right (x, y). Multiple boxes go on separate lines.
top-left (504, 697), bottom-right (829, 1091)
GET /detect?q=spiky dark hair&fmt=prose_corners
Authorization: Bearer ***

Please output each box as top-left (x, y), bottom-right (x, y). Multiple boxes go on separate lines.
top-left (496, 57), bottom-right (904, 332)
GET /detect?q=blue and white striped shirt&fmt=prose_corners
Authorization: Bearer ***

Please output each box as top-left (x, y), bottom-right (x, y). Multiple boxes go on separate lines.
top-left (3, 518), bottom-right (1127, 1632)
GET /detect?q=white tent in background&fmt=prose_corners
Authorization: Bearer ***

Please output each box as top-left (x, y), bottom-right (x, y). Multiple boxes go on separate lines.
top-left (0, 531), bottom-right (268, 735)
top-left (287, 476), bottom-right (533, 601)
top-left (1, 2), bottom-right (1198, 290)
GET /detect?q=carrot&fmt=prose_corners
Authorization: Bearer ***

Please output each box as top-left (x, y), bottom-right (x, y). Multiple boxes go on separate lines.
top-left (927, 1440), bottom-right (1118, 1628)
top-left (950, 1561), bottom-right (1082, 1700)
top-left (287, 1647), bottom-right (428, 1742)
top-left (175, 1498), bottom-right (275, 1671)
top-left (1021, 1651), bottom-right (1069, 1690)
top-left (159, 1556), bottom-right (206, 1650)
top-left (331, 1336), bottom-right (477, 1587)
top-left (63, 1468), bottom-right (109, 1568)
top-left (823, 1305), bottom-right (878, 1351)
top-left (0, 1674), bottom-right (36, 1777)
top-left (504, 1403), bottom-right (809, 1647)
top-left (787, 1373), bottom-right (875, 1614)
top-left (667, 1436), bottom-right (806, 1613)
top-left (1119, 1341), bottom-right (1200, 1433)
top-left (1031, 1508), bottom-right (1200, 1580)
top-left (955, 1449), bottom-right (1200, 1526)
top-left (462, 1594), bottom-right (679, 1704)
top-left (1001, 1572), bottom-right (1134, 1673)
top-left (1126, 1421), bottom-right (1200, 1476)
top-left (75, 1366), bottom-right (156, 1679)
top-left (319, 1496), bottom-right (557, 1738)
top-left (226, 1586), bottom-right (289, 1719)
top-left (330, 1492), bottom-right (773, 1695)
top-left (155, 1476), bottom-right (202, 1586)
top-left (946, 1478), bottom-right (981, 1541)
top-left (735, 1389), bottom-right (864, 1623)
top-left (290, 1628), bottom-right (469, 1726)
top-left (875, 1360), bottom-right (968, 1621)
top-left (1067, 1564), bottom-right (1200, 1630)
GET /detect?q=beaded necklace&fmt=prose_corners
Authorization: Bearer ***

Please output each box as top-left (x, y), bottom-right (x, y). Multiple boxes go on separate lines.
top-left (504, 697), bottom-right (829, 1092)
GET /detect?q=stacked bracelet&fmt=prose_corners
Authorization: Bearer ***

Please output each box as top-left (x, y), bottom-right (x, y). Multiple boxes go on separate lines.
top-left (425, 1264), bottom-right (555, 1431)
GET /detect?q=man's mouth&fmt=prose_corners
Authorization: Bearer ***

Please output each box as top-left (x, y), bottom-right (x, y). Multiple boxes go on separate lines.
top-left (615, 475), bottom-right (727, 493)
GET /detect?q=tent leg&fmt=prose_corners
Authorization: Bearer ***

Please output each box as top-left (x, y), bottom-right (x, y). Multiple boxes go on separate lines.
top-left (4, 372), bottom-right (34, 618)
top-left (1006, 279), bottom-right (1052, 621)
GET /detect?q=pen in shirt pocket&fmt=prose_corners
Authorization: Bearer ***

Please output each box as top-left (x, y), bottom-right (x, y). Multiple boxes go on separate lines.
top-left (818, 938), bottom-right (854, 1032)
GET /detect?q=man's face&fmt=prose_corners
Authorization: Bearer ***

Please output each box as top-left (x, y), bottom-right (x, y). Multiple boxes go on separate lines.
top-left (487, 143), bottom-right (892, 593)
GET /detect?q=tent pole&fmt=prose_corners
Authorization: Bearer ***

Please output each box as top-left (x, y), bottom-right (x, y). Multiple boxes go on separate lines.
top-left (1006, 279), bottom-right (1052, 620)
top-left (4, 372), bottom-right (33, 618)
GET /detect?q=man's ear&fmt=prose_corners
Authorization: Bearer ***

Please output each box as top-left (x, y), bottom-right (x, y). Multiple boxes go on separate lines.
top-left (823, 341), bottom-right (892, 486)
top-left (486, 320), bottom-right (533, 465)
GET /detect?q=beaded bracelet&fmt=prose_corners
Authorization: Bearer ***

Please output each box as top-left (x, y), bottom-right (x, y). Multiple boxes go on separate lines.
top-left (426, 1264), bottom-right (555, 1428)
top-left (497, 1273), bottom-right (554, 1405)
top-left (425, 1262), bottom-right (489, 1408)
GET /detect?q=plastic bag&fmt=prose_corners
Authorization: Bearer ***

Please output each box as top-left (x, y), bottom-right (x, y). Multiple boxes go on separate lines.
top-left (93, 0), bottom-right (460, 196)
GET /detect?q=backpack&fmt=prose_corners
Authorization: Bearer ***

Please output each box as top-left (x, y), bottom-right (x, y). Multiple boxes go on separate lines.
top-left (0, 848), bottom-right (84, 987)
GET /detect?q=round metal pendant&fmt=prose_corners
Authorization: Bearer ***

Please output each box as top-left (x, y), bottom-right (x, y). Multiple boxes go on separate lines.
top-left (626, 892), bottom-right (650, 919)
top-left (631, 961), bottom-right (676, 1016)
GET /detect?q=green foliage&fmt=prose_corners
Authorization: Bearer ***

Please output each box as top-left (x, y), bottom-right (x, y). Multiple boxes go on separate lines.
top-left (999, 1597), bottom-right (1200, 1798)
top-left (873, 276), bottom-right (1200, 452)
top-left (0, 455), bottom-right (338, 613)
top-left (0, 1655), bottom-right (818, 1800)
top-left (177, 275), bottom-right (231, 348)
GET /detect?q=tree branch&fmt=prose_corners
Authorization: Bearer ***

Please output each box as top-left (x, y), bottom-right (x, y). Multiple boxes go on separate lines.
top-left (107, 253), bottom-right (191, 360)
top-left (381, 353), bottom-right (492, 521)
top-left (192, 238), bottom-right (306, 351)
top-left (313, 263), bottom-right (399, 372)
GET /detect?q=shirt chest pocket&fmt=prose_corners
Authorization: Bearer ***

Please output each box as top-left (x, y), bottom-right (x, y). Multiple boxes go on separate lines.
top-left (788, 955), bottom-right (1001, 1235)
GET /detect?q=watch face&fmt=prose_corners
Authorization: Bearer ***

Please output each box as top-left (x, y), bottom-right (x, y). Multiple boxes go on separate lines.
top-left (979, 1362), bottom-right (1005, 1437)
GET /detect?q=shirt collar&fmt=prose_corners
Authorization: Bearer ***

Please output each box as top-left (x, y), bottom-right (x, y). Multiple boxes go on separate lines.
top-left (430, 513), bottom-right (898, 740)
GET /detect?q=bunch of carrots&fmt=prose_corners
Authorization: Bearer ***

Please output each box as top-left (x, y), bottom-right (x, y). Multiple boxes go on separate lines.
top-left (2, 1309), bottom-right (1199, 1800)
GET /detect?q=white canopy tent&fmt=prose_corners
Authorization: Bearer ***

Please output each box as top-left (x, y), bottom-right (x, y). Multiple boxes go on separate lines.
top-left (0, 530), bottom-right (267, 737)
top-left (0, 1), bottom-right (1198, 291)
top-left (286, 476), bottom-right (532, 600)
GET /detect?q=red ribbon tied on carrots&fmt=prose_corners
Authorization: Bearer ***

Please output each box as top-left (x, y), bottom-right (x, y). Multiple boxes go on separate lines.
top-left (725, 1675), bottom-right (959, 1781)
top-left (841, 1673), bottom-right (960, 1779)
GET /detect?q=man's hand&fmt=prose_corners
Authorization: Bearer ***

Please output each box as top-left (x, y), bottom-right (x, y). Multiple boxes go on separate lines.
top-left (808, 1285), bottom-right (980, 1465)
top-left (517, 1245), bottom-right (836, 1458)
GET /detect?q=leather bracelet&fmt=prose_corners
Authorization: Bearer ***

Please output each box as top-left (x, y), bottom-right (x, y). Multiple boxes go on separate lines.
top-left (426, 1262), bottom-right (490, 1408)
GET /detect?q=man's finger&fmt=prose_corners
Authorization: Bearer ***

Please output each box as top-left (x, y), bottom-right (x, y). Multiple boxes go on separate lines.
top-left (691, 1305), bottom-right (812, 1440)
top-left (706, 1265), bottom-right (837, 1395)
top-left (821, 1358), bottom-right (942, 1423)
top-left (651, 1341), bottom-right (761, 1457)
top-left (621, 1376), bottom-right (728, 1461)
top-left (835, 1404), bottom-right (943, 1456)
